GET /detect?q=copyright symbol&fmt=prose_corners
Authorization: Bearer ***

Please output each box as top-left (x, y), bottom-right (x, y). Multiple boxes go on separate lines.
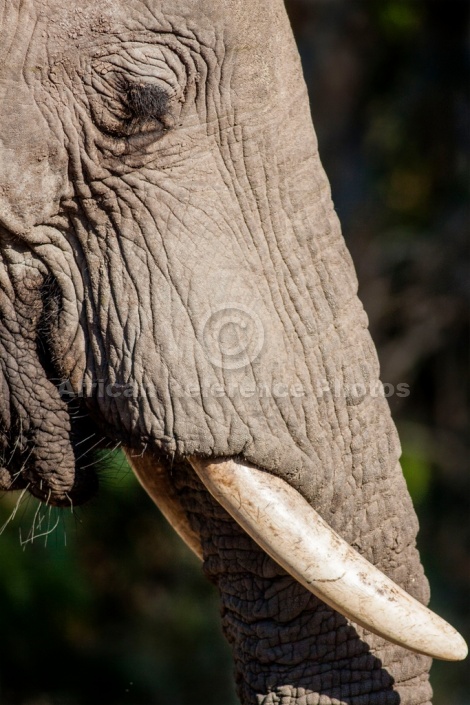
top-left (200, 303), bottom-right (265, 370)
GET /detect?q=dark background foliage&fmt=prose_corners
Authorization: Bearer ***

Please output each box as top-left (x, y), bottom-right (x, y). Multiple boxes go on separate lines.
top-left (0, 1), bottom-right (468, 703)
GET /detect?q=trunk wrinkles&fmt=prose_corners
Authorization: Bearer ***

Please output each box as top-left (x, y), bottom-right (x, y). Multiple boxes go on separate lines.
top-left (172, 460), bottom-right (432, 705)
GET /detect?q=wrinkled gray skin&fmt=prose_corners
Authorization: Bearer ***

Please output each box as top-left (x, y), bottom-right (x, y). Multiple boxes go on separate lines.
top-left (0, 1), bottom-right (434, 703)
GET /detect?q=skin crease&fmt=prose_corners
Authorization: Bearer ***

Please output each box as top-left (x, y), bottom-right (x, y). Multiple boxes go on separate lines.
top-left (0, 0), bottom-right (441, 702)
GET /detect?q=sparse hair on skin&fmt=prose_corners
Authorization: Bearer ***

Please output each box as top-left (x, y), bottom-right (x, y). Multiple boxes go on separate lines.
top-left (0, 439), bottom-right (126, 549)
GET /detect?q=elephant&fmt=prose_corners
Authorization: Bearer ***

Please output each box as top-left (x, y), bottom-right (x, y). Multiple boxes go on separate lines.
top-left (0, 0), bottom-right (467, 703)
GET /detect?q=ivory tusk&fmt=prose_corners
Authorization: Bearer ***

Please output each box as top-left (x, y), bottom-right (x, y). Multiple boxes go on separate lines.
top-left (126, 450), bottom-right (203, 560)
top-left (189, 457), bottom-right (468, 662)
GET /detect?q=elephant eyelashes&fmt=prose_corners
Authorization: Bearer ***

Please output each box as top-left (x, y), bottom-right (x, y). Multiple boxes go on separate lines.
top-left (126, 83), bottom-right (169, 121)
top-left (89, 76), bottom-right (175, 140)
top-left (120, 82), bottom-right (174, 135)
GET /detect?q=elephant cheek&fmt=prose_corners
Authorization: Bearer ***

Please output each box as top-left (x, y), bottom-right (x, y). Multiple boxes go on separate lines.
top-left (0, 82), bottom-right (68, 235)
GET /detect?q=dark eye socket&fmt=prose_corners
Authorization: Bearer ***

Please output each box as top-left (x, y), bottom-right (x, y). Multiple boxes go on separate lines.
top-left (125, 83), bottom-right (170, 121)
top-left (88, 70), bottom-right (176, 140)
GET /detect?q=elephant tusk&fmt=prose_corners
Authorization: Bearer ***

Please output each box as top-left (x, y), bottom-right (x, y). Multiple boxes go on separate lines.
top-left (189, 457), bottom-right (468, 662)
top-left (126, 450), bottom-right (203, 560)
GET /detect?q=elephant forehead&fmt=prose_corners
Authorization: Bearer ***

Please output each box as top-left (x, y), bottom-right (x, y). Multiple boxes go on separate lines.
top-left (28, 0), bottom-right (282, 37)
top-left (11, 0), bottom-right (294, 98)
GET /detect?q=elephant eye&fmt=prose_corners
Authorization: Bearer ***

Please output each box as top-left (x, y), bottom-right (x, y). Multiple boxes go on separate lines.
top-left (118, 80), bottom-right (174, 135)
top-left (125, 83), bottom-right (170, 122)
top-left (88, 74), bottom-right (175, 140)
top-left (89, 47), bottom-right (187, 142)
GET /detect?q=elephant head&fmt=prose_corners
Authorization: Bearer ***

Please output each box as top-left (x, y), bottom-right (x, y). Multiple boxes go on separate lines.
top-left (0, 1), bottom-right (466, 703)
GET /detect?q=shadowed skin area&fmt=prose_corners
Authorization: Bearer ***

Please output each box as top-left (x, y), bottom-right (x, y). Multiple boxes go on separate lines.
top-left (0, 1), bottom-right (434, 703)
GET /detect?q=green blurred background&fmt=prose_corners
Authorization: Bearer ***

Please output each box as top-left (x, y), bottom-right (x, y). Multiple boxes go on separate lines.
top-left (0, 1), bottom-right (468, 703)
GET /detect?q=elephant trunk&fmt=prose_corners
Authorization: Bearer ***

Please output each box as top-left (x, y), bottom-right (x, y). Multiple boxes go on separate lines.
top-left (167, 459), bottom-right (434, 705)
top-left (189, 458), bottom-right (465, 662)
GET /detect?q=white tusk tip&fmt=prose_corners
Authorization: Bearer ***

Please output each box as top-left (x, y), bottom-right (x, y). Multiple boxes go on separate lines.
top-left (440, 631), bottom-right (468, 661)
top-left (190, 457), bottom-right (468, 663)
